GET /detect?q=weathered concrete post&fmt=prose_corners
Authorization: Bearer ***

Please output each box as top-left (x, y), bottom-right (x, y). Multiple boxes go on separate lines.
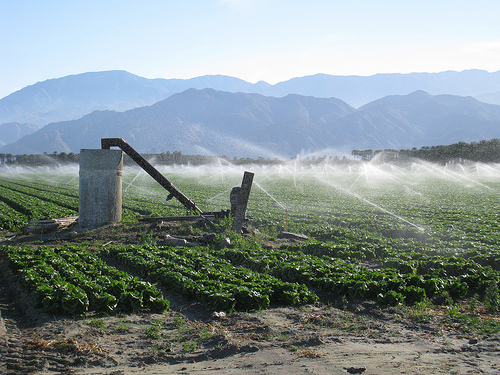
top-left (231, 171), bottom-right (254, 233)
top-left (79, 149), bottom-right (123, 228)
top-left (230, 186), bottom-right (241, 216)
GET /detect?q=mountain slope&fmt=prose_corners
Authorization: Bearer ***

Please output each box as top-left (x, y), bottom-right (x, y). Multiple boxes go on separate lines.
top-left (0, 71), bottom-right (169, 126)
top-left (2, 89), bottom-right (500, 158)
top-left (0, 71), bottom-right (262, 127)
top-left (2, 69), bottom-right (500, 130)
top-left (337, 91), bottom-right (500, 149)
top-left (0, 89), bottom-right (356, 157)
top-left (476, 91), bottom-right (500, 106)
top-left (0, 123), bottom-right (39, 147)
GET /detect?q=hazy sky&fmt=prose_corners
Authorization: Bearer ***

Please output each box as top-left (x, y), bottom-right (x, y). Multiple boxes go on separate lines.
top-left (1, 0), bottom-right (499, 98)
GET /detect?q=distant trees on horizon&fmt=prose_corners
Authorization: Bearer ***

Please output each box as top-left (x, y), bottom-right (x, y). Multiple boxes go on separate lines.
top-left (1, 139), bottom-right (500, 166)
top-left (351, 138), bottom-right (500, 164)
top-left (0, 151), bottom-right (79, 165)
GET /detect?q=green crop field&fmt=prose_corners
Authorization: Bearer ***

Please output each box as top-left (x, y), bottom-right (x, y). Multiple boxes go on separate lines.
top-left (1, 161), bottom-right (500, 319)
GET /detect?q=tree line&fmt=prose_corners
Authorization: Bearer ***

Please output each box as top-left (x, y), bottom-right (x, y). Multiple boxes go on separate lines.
top-left (351, 139), bottom-right (500, 164)
top-left (1, 139), bottom-right (500, 166)
top-left (0, 152), bottom-right (79, 165)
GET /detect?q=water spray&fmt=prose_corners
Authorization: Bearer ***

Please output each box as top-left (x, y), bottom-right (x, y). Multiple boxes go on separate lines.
top-left (316, 175), bottom-right (426, 233)
top-left (124, 170), bottom-right (144, 193)
top-left (254, 181), bottom-right (289, 230)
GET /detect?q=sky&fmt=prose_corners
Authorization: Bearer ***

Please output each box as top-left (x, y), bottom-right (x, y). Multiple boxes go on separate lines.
top-left (1, 0), bottom-right (499, 99)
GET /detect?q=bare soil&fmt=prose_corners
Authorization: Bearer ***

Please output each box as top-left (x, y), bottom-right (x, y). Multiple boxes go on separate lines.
top-left (1, 223), bottom-right (500, 374)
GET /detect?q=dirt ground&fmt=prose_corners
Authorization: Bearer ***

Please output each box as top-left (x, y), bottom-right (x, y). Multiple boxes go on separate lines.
top-left (1, 223), bottom-right (500, 375)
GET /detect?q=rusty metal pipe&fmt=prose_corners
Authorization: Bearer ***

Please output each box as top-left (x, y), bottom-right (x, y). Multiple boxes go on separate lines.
top-left (101, 138), bottom-right (202, 213)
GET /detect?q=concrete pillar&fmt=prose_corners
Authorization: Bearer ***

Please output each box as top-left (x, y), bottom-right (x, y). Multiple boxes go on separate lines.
top-left (79, 149), bottom-right (123, 228)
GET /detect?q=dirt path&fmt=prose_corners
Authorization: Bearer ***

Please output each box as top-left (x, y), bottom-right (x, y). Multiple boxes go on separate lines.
top-left (2, 289), bottom-right (500, 375)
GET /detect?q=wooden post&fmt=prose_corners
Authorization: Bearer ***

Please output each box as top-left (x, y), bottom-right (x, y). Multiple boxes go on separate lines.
top-left (232, 171), bottom-right (254, 233)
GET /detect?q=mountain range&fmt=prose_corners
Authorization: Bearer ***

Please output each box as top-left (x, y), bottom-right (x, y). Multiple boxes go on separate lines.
top-left (2, 88), bottom-right (500, 158)
top-left (2, 69), bottom-right (500, 128)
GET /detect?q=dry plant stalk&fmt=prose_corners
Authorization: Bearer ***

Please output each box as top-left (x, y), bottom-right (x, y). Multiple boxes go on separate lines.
top-left (26, 337), bottom-right (106, 355)
top-left (295, 348), bottom-right (323, 358)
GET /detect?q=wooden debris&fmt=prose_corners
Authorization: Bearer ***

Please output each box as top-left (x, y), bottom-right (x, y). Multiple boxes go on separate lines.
top-left (22, 216), bottom-right (78, 234)
top-left (141, 214), bottom-right (219, 230)
top-left (140, 215), bottom-right (216, 222)
top-left (277, 231), bottom-right (309, 240)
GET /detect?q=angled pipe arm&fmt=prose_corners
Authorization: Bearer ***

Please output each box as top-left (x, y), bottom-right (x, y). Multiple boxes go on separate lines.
top-left (101, 138), bottom-right (202, 213)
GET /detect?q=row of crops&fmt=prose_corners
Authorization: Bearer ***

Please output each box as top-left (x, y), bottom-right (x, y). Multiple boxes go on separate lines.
top-left (0, 174), bottom-right (191, 230)
top-left (0, 245), bottom-right (170, 315)
top-left (2, 238), bottom-right (499, 315)
top-left (1, 164), bottom-right (500, 315)
top-left (102, 244), bottom-right (318, 310)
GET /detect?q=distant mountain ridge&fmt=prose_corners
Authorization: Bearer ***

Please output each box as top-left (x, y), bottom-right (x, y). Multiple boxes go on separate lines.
top-left (2, 89), bottom-right (500, 158)
top-left (269, 70), bottom-right (500, 108)
top-left (0, 122), bottom-right (39, 147)
top-left (1, 69), bottom-right (500, 129)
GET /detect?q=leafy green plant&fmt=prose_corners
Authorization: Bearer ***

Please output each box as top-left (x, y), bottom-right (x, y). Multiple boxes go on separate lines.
top-left (114, 321), bottom-right (129, 333)
top-left (103, 243), bottom-right (317, 311)
top-left (460, 315), bottom-right (500, 335)
top-left (145, 320), bottom-right (164, 339)
top-left (0, 245), bottom-right (170, 316)
top-left (408, 299), bottom-right (433, 322)
top-left (378, 291), bottom-right (404, 306)
top-left (145, 325), bottom-right (162, 339)
top-left (2, 171), bottom-right (500, 315)
top-left (182, 341), bottom-right (197, 352)
top-left (276, 333), bottom-right (290, 341)
top-left (173, 316), bottom-right (186, 328)
top-left (139, 230), bottom-right (156, 246)
top-left (484, 281), bottom-right (500, 313)
top-left (151, 343), bottom-right (170, 351)
top-left (197, 328), bottom-right (217, 343)
top-left (87, 318), bottom-right (105, 330)
top-left (467, 294), bottom-right (480, 312)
